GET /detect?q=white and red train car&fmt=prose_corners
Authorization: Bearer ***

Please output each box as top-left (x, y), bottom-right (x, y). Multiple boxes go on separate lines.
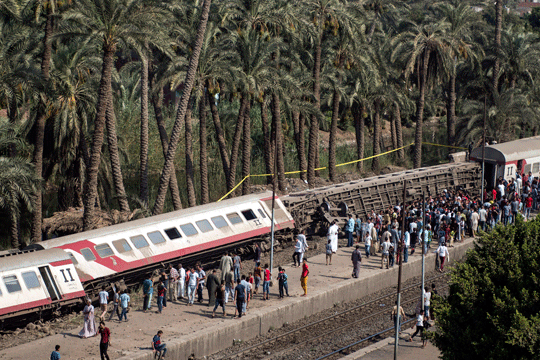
top-left (470, 136), bottom-right (540, 189)
top-left (0, 249), bottom-right (85, 325)
top-left (28, 191), bottom-right (294, 295)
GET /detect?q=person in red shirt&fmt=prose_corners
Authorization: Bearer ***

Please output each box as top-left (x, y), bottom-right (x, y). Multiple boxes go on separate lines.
top-left (98, 321), bottom-right (111, 360)
top-left (524, 193), bottom-right (533, 220)
top-left (262, 264), bottom-right (271, 300)
top-left (300, 259), bottom-right (309, 296)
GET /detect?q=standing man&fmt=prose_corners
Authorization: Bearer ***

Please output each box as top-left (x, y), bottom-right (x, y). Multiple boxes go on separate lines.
top-left (436, 242), bottom-right (450, 272)
top-left (298, 229), bottom-right (309, 263)
top-left (346, 214), bottom-right (355, 247)
top-left (262, 264), bottom-right (271, 300)
top-left (234, 279), bottom-right (247, 318)
top-left (479, 206), bottom-right (487, 231)
top-left (98, 285), bottom-right (109, 320)
top-left (206, 269), bottom-right (220, 307)
top-left (168, 264), bottom-right (179, 302)
top-left (364, 232), bottom-right (371, 258)
top-left (254, 243), bottom-right (262, 266)
top-left (152, 330), bottom-right (167, 358)
top-left (196, 264), bottom-right (206, 303)
top-left (219, 252), bottom-right (233, 282)
top-left (212, 281), bottom-right (226, 318)
top-left (355, 215), bottom-right (362, 243)
top-left (381, 236), bottom-right (391, 269)
top-left (186, 267), bottom-right (199, 305)
top-left (233, 252), bottom-right (242, 283)
top-left (292, 235), bottom-right (302, 267)
top-left (98, 321), bottom-right (111, 360)
top-left (403, 230), bottom-right (410, 263)
top-left (108, 287), bottom-right (120, 321)
top-left (118, 290), bottom-right (130, 322)
top-left (142, 275), bottom-right (153, 313)
top-left (370, 223), bottom-right (378, 255)
top-left (327, 220), bottom-right (339, 253)
top-left (253, 262), bottom-right (262, 295)
top-left (159, 271), bottom-right (168, 308)
top-left (351, 245), bottom-right (362, 278)
top-left (224, 269), bottom-right (235, 303)
top-left (50, 345), bottom-right (61, 360)
top-left (300, 258), bottom-right (309, 296)
top-left (177, 263), bottom-right (186, 300)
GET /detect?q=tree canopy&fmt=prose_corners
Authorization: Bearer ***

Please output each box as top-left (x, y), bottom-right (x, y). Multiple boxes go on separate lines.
top-left (434, 217), bottom-right (540, 359)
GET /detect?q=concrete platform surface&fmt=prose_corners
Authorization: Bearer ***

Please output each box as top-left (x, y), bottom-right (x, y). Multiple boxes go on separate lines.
top-left (0, 238), bottom-right (473, 360)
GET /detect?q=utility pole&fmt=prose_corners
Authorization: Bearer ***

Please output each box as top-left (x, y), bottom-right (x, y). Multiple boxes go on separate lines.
top-left (269, 128), bottom-right (278, 282)
top-left (481, 95), bottom-right (487, 204)
top-left (394, 180), bottom-right (408, 360)
top-left (421, 190), bottom-right (426, 314)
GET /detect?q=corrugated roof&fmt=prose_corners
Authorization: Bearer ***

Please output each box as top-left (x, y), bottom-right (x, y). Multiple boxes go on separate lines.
top-left (470, 136), bottom-right (540, 163)
top-left (0, 248), bottom-right (70, 273)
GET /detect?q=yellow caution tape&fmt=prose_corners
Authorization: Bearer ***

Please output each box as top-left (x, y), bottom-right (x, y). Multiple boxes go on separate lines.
top-left (217, 141), bottom-right (464, 202)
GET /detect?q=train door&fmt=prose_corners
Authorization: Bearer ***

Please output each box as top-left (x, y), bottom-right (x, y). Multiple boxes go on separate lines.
top-left (484, 163), bottom-right (497, 189)
top-left (39, 266), bottom-right (61, 301)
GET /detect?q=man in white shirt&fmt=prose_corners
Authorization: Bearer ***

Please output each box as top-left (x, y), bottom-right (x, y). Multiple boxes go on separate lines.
top-left (297, 229), bottom-right (309, 263)
top-left (381, 237), bottom-right (391, 269)
top-left (364, 233), bottom-right (371, 258)
top-left (327, 220), bottom-right (339, 253)
top-left (187, 268), bottom-right (199, 305)
top-left (478, 206), bottom-right (487, 232)
top-left (403, 231), bottom-right (410, 263)
top-left (177, 264), bottom-right (186, 299)
top-left (436, 242), bottom-right (450, 272)
top-left (98, 285), bottom-right (109, 320)
top-left (408, 310), bottom-right (425, 342)
top-left (169, 264), bottom-right (179, 302)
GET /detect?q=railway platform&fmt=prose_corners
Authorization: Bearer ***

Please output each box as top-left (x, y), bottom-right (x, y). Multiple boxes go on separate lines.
top-left (0, 237), bottom-right (474, 360)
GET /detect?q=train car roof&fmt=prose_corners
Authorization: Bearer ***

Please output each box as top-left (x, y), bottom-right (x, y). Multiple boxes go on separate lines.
top-left (0, 248), bottom-right (70, 273)
top-left (34, 191), bottom-right (274, 249)
top-left (470, 136), bottom-right (540, 164)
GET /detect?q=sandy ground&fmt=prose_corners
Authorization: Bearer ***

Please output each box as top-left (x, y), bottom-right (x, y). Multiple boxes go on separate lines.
top-left (0, 236), bottom-right (463, 360)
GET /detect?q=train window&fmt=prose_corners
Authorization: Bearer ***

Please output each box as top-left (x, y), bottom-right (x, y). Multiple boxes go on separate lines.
top-left (164, 228), bottom-right (182, 240)
top-left (196, 220), bottom-right (213, 233)
top-left (227, 212), bottom-right (243, 225)
top-left (113, 239), bottom-right (132, 253)
top-left (525, 164), bottom-right (532, 174)
top-left (22, 271), bottom-right (40, 289)
top-left (80, 248), bottom-right (96, 262)
top-left (241, 210), bottom-right (257, 221)
top-left (534, 163), bottom-right (540, 173)
top-left (211, 216), bottom-right (229, 229)
top-left (68, 252), bottom-right (78, 265)
top-left (3, 275), bottom-right (21, 293)
top-left (180, 223), bottom-right (198, 236)
top-left (258, 209), bottom-right (267, 219)
top-left (130, 235), bottom-right (149, 249)
top-left (148, 231), bottom-right (166, 245)
top-left (95, 243), bottom-right (114, 258)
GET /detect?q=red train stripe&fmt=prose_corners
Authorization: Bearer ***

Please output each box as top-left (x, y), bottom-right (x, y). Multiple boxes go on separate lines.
top-left (0, 290), bottom-right (85, 316)
top-left (50, 259), bottom-right (72, 267)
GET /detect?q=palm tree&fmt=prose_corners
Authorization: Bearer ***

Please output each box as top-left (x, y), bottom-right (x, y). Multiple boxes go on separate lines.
top-left (498, 31), bottom-right (540, 90)
top-left (391, 21), bottom-right (452, 168)
top-left (493, 0), bottom-right (503, 94)
top-left (59, 0), bottom-right (167, 229)
top-left (152, 0), bottom-right (212, 215)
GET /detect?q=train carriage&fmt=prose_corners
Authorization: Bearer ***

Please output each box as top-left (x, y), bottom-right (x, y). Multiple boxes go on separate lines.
top-left (0, 249), bottom-right (85, 325)
top-left (470, 136), bottom-right (540, 189)
top-left (28, 191), bottom-right (294, 295)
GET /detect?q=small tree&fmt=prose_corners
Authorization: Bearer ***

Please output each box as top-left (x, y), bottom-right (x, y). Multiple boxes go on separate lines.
top-left (433, 217), bottom-right (540, 360)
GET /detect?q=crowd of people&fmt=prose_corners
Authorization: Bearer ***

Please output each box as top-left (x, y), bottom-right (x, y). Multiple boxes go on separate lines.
top-left (52, 174), bottom-right (536, 359)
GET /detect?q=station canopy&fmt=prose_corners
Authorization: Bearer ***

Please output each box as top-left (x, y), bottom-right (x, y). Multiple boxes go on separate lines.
top-left (470, 136), bottom-right (540, 164)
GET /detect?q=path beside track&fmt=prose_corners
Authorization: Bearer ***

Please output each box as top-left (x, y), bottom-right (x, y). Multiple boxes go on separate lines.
top-left (0, 238), bottom-right (474, 360)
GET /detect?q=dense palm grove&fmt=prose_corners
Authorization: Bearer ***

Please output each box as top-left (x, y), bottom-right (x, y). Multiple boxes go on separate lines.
top-left (1, 0), bottom-right (540, 248)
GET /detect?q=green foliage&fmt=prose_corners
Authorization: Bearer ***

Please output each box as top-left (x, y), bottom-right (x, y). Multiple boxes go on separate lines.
top-left (434, 217), bottom-right (540, 360)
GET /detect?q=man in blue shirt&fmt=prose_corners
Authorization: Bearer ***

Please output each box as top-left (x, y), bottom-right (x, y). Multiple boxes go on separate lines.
top-left (346, 214), bottom-right (355, 247)
top-left (142, 275), bottom-right (153, 312)
top-left (118, 290), bottom-right (130, 322)
top-left (50, 345), bottom-right (61, 360)
top-left (355, 215), bottom-right (362, 243)
top-left (234, 279), bottom-right (246, 318)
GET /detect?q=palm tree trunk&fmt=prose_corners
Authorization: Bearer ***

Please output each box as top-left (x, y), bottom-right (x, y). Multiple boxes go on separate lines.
top-left (30, 10), bottom-right (54, 243)
top-left (83, 44), bottom-right (116, 230)
top-left (298, 112), bottom-right (307, 180)
top-left (372, 99), bottom-right (381, 171)
top-left (308, 40), bottom-right (322, 185)
top-left (227, 95), bottom-right (247, 194)
top-left (241, 99), bottom-right (252, 195)
top-left (353, 103), bottom-right (365, 172)
top-left (200, 92), bottom-right (209, 204)
top-left (152, 88), bottom-right (183, 210)
top-left (394, 102), bottom-right (404, 160)
top-left (261, 98), bottom-right (273, 184)
top-left (152, 0), bottom-right (211, 215)
top-left (271, 93), bottom-right (285, 191)
top-left (390, 109), bottom-right (397, 150)
top-left (106, 90), bottom-right (130, 213)
top-left (208, 88), bottom-right (230, 182)
top-left (493, 0), bottom-right (502, 94)
top-left (139, 56), bottom-right (149, 205)
top-left (10, 203), bottom-right (20, 248)
top-left (447, 71), bottom-right (456, 145)
top-left (414, 50), bottom-right (429, 169)
top-left (185, 95), bottom-right (196, 207)
top-left (329, 88), bottom-right (340, 182)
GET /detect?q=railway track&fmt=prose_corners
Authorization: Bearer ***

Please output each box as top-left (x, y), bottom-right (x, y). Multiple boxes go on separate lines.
top-left (212, 272), bottom-right (449, 360)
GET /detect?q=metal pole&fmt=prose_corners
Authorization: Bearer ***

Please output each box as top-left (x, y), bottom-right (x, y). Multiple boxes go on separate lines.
top-left (270, 127), bottom-right (278, 281)
top-left (481, 95), bottom-right (487, 204)
top-left (421, 191), bottom-right (426, 314)
top-left (394, 181), bottom-right (408, 360)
